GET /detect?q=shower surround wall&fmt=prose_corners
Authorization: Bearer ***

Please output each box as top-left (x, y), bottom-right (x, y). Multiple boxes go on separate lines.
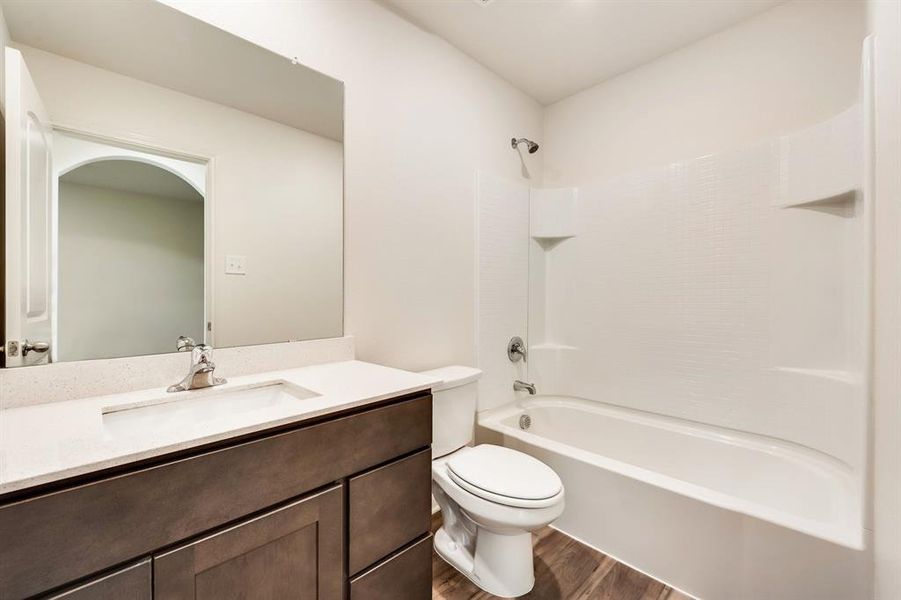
top-left (510, 99), bottom-right (871, 600)
top-left (533, 106), bottom-right (867, 467)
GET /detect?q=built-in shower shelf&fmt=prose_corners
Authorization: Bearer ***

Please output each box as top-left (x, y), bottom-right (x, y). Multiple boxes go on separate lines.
top-left (772, 105), bottom-right (862, 209)
top-left (778, 189), bottom-right (858, 211)
top-left (531, 187), bottom-right (578, 240)
top-left (532, 235), bottom-right (574, 251)
top-left (531, 234), bottom-right (574, 241)
top-left (530, 342), bottom-right (578, 352)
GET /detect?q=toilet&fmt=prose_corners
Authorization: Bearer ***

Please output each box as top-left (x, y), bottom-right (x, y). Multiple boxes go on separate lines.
top-left (422, 366), bottom-right (565, 598)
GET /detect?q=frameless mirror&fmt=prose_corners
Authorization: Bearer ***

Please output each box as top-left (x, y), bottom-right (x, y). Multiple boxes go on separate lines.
top-left (0, 0), bottom-right (344, 366)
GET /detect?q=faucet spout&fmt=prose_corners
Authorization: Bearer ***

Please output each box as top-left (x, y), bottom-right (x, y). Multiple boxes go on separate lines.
top-left (167, 336), bottom-right (227, 393)
top-left (513, 380), bottom-right (537, 395)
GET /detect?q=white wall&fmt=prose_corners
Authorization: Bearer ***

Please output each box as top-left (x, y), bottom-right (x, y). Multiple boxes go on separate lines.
top-left (868, 1), bottom-right (901, 598)
top-left (543, 0), bottom-right (866, 186)
top-left (19, 45), bottom-right (344, 348)
top-left (160, 0), bottom-right (544, 371)
top-left (58, 181), bottom-right (204, 361)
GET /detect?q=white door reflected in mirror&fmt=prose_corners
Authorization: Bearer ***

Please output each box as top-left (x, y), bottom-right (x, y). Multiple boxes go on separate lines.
top-left (4, 47), bottom-right (53, 367)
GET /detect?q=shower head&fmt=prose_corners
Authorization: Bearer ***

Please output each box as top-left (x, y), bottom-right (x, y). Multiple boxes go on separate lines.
top-left (511, 137), bottom-right (539, 154)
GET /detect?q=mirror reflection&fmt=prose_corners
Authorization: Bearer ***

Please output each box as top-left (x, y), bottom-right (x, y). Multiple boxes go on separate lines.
top-left (1, 0), bottom-right (344, 366)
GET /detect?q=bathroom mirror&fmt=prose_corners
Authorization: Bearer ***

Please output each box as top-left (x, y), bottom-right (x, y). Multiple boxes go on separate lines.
top-left (0, 0), bottom-right (344, 366)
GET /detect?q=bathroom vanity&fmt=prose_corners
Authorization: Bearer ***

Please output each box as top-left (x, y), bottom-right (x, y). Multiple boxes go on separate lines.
top-left (0, 3), bottom-right (437, 598)
top-left (0, 362), bottom-right (436, 599)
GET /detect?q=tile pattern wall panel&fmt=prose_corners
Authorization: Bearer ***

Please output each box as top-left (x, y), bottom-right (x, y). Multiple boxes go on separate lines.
top-left (477, 172), bottom-right (529, 412)
top-left (541, 109), bottom-right (865, 465)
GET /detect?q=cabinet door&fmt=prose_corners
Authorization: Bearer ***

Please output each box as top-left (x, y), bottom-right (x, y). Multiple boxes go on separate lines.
top-left (46, 559), bottom-right (151, 600)
top-left (154, 485), bottom-right (343, 600)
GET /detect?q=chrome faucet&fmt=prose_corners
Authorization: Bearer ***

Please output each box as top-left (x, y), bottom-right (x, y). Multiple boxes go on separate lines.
top-left (513, 380), bottom-right (537, 395)
top-left (167, 336), bottom-right (227, 393)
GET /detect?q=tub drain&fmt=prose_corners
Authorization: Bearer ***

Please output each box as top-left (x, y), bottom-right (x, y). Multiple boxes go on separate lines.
top-left (519, 414), bottom-right (531, 430)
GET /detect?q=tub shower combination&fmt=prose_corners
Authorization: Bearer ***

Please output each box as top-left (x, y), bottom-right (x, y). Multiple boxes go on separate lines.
top-left (477, 38), bottom-right (874, 600)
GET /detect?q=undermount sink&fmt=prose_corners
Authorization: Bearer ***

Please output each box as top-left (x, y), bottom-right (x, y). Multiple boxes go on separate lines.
top-left (102, 382), bottom-right (320, 435)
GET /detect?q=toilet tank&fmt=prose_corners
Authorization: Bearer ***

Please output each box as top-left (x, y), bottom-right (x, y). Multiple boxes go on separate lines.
top-left (419, 366), bottom-right (482, 458)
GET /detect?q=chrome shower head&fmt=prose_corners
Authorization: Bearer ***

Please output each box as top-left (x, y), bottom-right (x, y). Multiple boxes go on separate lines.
top-left (511, 137), bottom-right (539, 154)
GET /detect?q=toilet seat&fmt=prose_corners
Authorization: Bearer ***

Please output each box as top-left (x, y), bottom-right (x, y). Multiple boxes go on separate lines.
top-left (446, 445), bottom-right (563, 509)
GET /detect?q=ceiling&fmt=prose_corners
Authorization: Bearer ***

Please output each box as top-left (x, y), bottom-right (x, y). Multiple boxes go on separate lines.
top-left (383, 0), bottom-right (784, 105)
top-left (61, 160), bottom-right (203, 202)
top-left (2, 0), bottom-right (344, 141)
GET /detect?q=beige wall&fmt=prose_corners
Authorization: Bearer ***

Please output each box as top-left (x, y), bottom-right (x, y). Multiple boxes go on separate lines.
top-left (58, 181), bottom-right (204, 360)
top-left (542, 0), bottom-right (866, 186)
top-left (20, 45), bottom-right (344, 349)
top-left (161, 0), bottom-right (545, 371)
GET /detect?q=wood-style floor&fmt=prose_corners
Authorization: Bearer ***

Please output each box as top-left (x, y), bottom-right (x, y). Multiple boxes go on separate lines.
top-left (431, 516), bottom-right (691, 600)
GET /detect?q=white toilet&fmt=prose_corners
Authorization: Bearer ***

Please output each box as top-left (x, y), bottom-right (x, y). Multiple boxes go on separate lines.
top-left (422, 366), bottom-right (565, 598)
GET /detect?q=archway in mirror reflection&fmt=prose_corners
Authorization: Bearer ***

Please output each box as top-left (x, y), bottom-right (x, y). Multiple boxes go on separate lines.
top-left (58, 157), bottom-right (205, 361)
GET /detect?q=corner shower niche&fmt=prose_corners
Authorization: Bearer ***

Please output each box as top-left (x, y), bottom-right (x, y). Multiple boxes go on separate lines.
top-left (530, 187), bottom-right (578, 243)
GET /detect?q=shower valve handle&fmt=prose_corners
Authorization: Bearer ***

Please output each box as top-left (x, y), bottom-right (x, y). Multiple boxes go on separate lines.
top-left (508, 336), bottom-right (527, 362)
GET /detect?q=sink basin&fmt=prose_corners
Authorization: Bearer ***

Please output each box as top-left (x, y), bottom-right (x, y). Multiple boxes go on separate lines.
top-left (102, 382), bottom-right (320, 435)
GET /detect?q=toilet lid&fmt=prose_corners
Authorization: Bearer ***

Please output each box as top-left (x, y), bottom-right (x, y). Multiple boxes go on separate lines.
top-left (447, 445), bottom-right (563, 508)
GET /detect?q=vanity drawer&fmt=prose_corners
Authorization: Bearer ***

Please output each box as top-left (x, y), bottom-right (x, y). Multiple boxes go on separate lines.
top-left (348, 448), bottom-right (432, 574)
top-left (0, 394), bottom-right (431, 600)
top-left (349, 535), bottom-right (433, 600)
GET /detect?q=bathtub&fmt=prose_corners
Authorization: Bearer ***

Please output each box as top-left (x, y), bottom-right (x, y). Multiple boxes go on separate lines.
top-left (477, 396), bottom-right (870, 600)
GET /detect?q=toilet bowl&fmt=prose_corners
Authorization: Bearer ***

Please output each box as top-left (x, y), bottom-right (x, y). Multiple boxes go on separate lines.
top-left (432, 444), bottom-right (565, 597)
top-left (420, 365), bottom-right (565, 598)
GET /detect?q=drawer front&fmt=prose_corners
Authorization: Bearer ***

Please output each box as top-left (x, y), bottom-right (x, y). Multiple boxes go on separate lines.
top-left (349, 448), bottom-right (432, 574)
top-left (46, 559), bottom-right (151, 600)
top-left (0, 394), bottom-right (431, 599)
top-left (350, 535), bottom-right (432, 600)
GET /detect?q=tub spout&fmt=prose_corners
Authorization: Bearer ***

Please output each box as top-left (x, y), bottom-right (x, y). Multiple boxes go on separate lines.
top-left (513, 380), bottom-right (537, 395)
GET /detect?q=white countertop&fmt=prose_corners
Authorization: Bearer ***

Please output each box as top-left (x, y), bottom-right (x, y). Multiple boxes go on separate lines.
top-left (0, 360), bottom-right (437, 495)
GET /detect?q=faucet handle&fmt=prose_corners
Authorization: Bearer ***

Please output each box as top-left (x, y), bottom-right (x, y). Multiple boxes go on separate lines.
top-left (176, 336), bottom-right (196, 352)
top-left (191, 344), bottom-right (213, 364)
top-left (507, 336), bottom-right (527, 362)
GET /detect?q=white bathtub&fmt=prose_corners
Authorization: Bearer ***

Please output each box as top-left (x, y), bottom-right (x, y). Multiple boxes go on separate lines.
top-left (478, 396), bottom-right (870, 600)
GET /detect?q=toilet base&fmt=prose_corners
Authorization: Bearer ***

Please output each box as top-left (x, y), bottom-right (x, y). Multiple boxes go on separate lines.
top-left (434, 524), bottom-right (536, 598)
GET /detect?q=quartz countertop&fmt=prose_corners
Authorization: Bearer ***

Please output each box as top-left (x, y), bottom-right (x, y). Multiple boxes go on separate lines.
top-left (0, 360), bottom-right (437, 495)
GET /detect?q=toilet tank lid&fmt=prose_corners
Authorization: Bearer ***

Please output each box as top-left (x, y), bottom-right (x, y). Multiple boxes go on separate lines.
top-left (418, 365), bottom-right (482, 391)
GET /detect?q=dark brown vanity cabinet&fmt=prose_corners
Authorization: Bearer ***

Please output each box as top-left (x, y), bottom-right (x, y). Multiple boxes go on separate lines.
top-left (0, 393), bottom-right (433, 600)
